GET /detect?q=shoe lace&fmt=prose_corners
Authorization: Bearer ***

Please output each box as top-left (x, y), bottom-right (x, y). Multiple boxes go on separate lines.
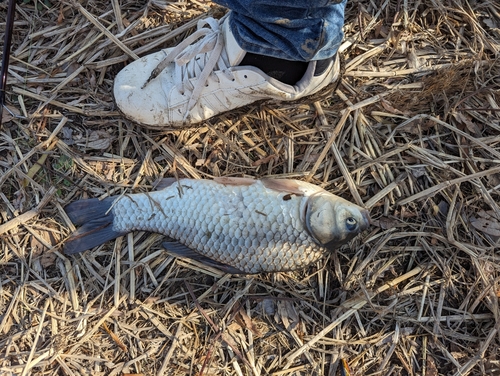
top-left (142, 17), bottom-right (235, 120)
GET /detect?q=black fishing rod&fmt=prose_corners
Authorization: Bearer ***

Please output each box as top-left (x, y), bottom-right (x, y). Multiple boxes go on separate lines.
top-left (0, 0), bottom-right (17, 125)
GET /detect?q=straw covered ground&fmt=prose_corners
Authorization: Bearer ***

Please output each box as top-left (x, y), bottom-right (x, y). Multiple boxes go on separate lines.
top-left (1, 0), bottom-right (500, 375)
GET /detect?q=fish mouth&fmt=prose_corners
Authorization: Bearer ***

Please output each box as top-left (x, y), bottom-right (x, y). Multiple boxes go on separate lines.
top-left (360, 209), bottom-right (372, 230)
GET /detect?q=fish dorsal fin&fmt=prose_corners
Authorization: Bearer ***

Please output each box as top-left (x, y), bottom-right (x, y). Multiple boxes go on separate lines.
top-left (154, 177), bottom-right (178, 190)
top-left (214, 177), bottom-right (256, 186)
top-left (163, 241), bottom-right (248, 274)
top-left (156, 177), bottom-right (257, 190)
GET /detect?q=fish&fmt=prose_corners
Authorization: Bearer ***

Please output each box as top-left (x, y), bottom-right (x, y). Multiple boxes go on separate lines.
top-left (63, 177), bottom-right (370, 274)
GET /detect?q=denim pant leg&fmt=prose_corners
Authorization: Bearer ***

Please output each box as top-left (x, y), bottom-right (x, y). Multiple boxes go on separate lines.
top-left (213, 0), bottom-right (346, 61)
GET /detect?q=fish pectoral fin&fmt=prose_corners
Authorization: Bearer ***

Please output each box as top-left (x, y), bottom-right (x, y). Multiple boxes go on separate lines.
top-left (260, 178), bottom-right (302, 195)
top-left (162, 241), bottom-right (247, 274)
top-left (261, 178), bottom-right (326, 197)
top-left (214, 177), bottom-right (256, 186)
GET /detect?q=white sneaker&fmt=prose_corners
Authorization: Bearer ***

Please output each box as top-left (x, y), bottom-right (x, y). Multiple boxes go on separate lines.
top-left (113, 16), bottom-right (341, 128)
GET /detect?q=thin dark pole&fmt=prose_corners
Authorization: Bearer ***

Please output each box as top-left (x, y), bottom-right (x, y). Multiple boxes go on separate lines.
top-left (0, 0), bottom-right (17, 125)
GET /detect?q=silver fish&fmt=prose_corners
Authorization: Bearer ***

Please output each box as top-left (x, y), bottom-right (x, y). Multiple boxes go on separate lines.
top-left (64, 178), bottom-right (370, 274)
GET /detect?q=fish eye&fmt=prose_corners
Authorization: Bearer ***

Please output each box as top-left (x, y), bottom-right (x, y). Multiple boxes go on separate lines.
top-left (346, 217), bottom-right (358, 231)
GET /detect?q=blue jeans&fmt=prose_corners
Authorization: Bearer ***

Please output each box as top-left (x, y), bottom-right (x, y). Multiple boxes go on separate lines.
top-left (214, 0), bottom-right (347, 62)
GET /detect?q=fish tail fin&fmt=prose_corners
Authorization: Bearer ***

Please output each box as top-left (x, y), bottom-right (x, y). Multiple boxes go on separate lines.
top-left (64, 197), bottom-right (127, 254)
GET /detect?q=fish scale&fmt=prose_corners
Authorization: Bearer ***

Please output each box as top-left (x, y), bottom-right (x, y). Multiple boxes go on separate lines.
top-left (64, 178), bottom-right (371, 274)
top-left (111, 180), bottom-right (322, 273)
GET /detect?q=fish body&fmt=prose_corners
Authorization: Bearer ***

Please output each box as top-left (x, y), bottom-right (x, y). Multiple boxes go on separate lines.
top-left (64, 178), bottom-right (370, 274)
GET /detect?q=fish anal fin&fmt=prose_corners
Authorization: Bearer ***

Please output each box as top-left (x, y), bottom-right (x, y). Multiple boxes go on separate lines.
top-left (162, 241), bottom-right (247, 274)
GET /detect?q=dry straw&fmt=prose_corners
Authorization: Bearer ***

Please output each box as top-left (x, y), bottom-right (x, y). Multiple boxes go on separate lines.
top-left (1, 0), bottom-right (500, 375)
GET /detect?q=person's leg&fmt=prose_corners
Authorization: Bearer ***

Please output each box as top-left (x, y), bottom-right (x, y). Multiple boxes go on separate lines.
top-left (113, 1), bottom-right (346, 128)
top-left (218, 0), bottom-right (346, 61)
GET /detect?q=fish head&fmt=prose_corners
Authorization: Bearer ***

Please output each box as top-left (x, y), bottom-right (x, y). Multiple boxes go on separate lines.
top-left (305, 192), bottom-right (371, 250)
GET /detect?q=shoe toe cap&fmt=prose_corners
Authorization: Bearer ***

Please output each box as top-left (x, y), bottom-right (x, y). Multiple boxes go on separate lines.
top-left (113, 52), bottom-right (173, 126)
